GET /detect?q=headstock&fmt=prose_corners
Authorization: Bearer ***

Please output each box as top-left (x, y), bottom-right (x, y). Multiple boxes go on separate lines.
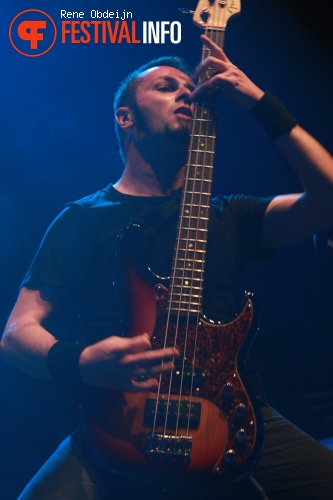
top-left (192, 0), bottom-right (241, 30)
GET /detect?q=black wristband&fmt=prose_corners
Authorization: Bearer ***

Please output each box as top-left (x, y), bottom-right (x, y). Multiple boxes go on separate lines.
top-left (47, 341), bottom-right (86, 383)
top-left (251, 92), bottom-right (297, 141)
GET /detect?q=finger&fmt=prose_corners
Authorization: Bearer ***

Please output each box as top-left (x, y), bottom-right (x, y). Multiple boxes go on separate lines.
top-left (201, 34), bottom-right (230, 62)
top-left (191, 35), bottom-right (229, 81)
top-left (131, 377), bottom-right (159, 392)
top-left (191, 56), bottom-right (229, 89)
top-left (124, 347), bottom-right (179, 369)
top-left (123, 333), bottom-right (153, 354)
top-left (150, 359), bottom-right (176, 374)
top-left (140, 359), bottom-right (176, 376)
top-left (190, 74), bottom-right (227, 101)
top-left (105, 333), bottom-right (152, 357)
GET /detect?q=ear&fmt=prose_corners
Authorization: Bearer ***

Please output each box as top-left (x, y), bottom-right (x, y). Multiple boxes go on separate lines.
top-left (115, 107), bottom-right (134, 130)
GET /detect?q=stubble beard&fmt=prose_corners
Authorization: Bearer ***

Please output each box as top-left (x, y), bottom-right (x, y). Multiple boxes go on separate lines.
top-left (132, 107), bottom-right (191, 172)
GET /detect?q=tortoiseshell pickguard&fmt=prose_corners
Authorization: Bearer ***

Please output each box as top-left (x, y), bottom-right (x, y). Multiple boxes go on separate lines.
top-left (150, 284), bottom-right (262, 474)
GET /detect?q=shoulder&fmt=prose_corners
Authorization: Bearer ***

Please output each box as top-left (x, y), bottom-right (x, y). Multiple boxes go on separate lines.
top-left (68, 184), bottom-right (122, 211)
top-left (211, 194), bottom-right (273, 219)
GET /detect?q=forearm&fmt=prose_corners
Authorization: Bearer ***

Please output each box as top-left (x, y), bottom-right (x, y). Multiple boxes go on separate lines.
top-left (262, 123), bottom-right (333, 247)
top-left (276, 125), bottom-right (333, 218)
top-left (1, 318), bottom-right (56, 379)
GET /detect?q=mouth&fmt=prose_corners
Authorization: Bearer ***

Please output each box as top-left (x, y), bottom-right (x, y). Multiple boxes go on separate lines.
top-left (174, 106), bottom-right (193, 119)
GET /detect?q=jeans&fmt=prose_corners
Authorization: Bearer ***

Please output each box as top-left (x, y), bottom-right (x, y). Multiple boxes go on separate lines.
top-left (18, 405), bottom-right (333, 499)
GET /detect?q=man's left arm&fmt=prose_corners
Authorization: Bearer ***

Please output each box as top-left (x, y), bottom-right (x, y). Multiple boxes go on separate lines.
top-left (262, 126), bottom-right (333, 248)
top-left (190, 34), bottom-right (333, 249)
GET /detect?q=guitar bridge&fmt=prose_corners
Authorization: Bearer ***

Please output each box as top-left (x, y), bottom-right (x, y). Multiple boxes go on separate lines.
top-left (145, 433), bottom-right (192, 466)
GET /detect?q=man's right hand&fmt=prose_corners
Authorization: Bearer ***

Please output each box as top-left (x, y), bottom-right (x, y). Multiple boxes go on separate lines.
top-left (78, 333), bottom-right (179, 392)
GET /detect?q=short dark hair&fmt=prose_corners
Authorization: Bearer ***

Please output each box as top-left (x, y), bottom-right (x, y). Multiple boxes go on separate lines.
top-left (114, 56), bottom-right (191, 162)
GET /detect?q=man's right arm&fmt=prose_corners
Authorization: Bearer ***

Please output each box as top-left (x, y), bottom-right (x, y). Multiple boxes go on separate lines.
top-left (1, 287), bottom-right (57, 378)
top-left (1, 287), bottom-right (179, 391)
top-left (1, 287), bottom-right (56, 378)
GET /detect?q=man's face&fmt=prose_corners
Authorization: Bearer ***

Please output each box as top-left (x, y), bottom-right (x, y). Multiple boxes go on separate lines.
top-left (131, 66), bottom-right (196, 142)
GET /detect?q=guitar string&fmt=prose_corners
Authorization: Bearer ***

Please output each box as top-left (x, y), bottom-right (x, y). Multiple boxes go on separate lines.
top-left (163, 31), bottom-right (219, 441)
top-left (180, 4), bottom-right (226, 442)
top-left (151, 5), bottom-right (225, 450)
top-left (172, 19), bottom-right (222, 438)
top-left (183, 17), bottom-right (223, 438)
top-left (156, 74), bottom-right (204, 440)
top-left (172, 33), bottom-right (210, 438)
top-left (156, 34), bottom-right (213, 440)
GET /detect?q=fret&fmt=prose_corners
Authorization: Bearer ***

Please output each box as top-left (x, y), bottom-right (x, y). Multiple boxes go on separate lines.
top-left (173, 266), bottom-right (205, 276)
top-left (170, 295), bottom-right (201, 302)
top-left (169, 307), bottom-right (201, 315)
top-left (180, 222), bottom-right (209, 232)
top-left (181, 202), bottom-right (210, 208)
top-left (172, 284), bottom-right (203, 291)
top-left (170, 297), bottom-right (201, 305)
top-left (172, 284), bottom-right (202, 292)
top-left (173, 276), bottom-right (202, 284)
top-left (174, 269), bottom-right (204, 279)
top-left (175, 246), bottom-right (206, 253)
top-left (175, 246), bottom-right (206, 255)
top-left (190, 138), bottom-right (216, 144)
top-left (191, 131), bottom-right (216, 138)
top-left (175, 258), bottom-right (205, 266)
top-left (175, 258), bottom-right (205, 269)
top-left (187, 166), bottom-right (214, 175)
top-left (187, 156), bottom-right (214, 167)
top-left (172, 270), bottom-right (205, 278)
top-left (183, 190), bottom-right (211, 196)
top-left (176, 236), bottom-right (206, 244)
top-left (172, 289), bottom-right (203, 296)
top-left (181, 217), bottom-right (209, 223)
top-left (188, 149), bottom-right (215, 154)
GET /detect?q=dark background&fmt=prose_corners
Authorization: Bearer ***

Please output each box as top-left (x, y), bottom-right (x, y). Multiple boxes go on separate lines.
top-left (1, 0), bottom-right (333, 498)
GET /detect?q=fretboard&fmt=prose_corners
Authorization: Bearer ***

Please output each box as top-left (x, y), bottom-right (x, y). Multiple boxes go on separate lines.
top-left (169, 29), bottom-right (224, 316)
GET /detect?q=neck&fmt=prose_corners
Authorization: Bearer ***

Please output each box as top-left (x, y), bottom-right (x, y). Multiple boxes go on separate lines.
top-left (114, 162), bottom-right (185, 197)
top-left (114, 138), bottom-right (187, 197)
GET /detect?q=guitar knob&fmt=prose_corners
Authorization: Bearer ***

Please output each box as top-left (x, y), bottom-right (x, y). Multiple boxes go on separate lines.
top-left (235, 428), bottom-right (247, 452)
top-left (222, 383), bottom-right (234, 400)
top-left (221, 383), bottom-right (234, 411)
top-left (224, 449), bottom-right (237, 467)
top-left (234, 404), bottom-right (247, 427)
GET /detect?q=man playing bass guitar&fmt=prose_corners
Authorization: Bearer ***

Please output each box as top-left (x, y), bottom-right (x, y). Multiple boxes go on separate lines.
top-left (2, 32), bottom-right (333, 499)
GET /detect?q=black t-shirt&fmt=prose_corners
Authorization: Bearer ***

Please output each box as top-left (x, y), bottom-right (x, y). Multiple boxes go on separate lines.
top-left (22, 184), bottom-right (273, 346)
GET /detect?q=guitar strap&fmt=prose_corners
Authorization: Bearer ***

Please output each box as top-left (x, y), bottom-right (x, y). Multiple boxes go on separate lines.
top-left (138, 188), bottom-right (181, 227)
top-left (127, 188), bottom-right (182, 241)
top-left (119, 188), bottom-right (182, 279)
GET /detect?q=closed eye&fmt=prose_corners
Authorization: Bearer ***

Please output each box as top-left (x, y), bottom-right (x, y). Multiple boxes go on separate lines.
top-left (155, 84), bottom-right (174, 92)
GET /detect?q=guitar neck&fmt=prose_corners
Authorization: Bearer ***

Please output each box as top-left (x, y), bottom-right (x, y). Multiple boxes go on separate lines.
top-left (169, 29), bottom-right (224, 316)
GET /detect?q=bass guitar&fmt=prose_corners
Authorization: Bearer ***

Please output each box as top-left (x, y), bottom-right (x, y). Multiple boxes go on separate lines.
top-left (80, 0), bottom-right (264, 486)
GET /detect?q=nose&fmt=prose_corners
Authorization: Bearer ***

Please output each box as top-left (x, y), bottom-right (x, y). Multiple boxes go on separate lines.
top-left (176, 85), bottom-right (192, 105)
